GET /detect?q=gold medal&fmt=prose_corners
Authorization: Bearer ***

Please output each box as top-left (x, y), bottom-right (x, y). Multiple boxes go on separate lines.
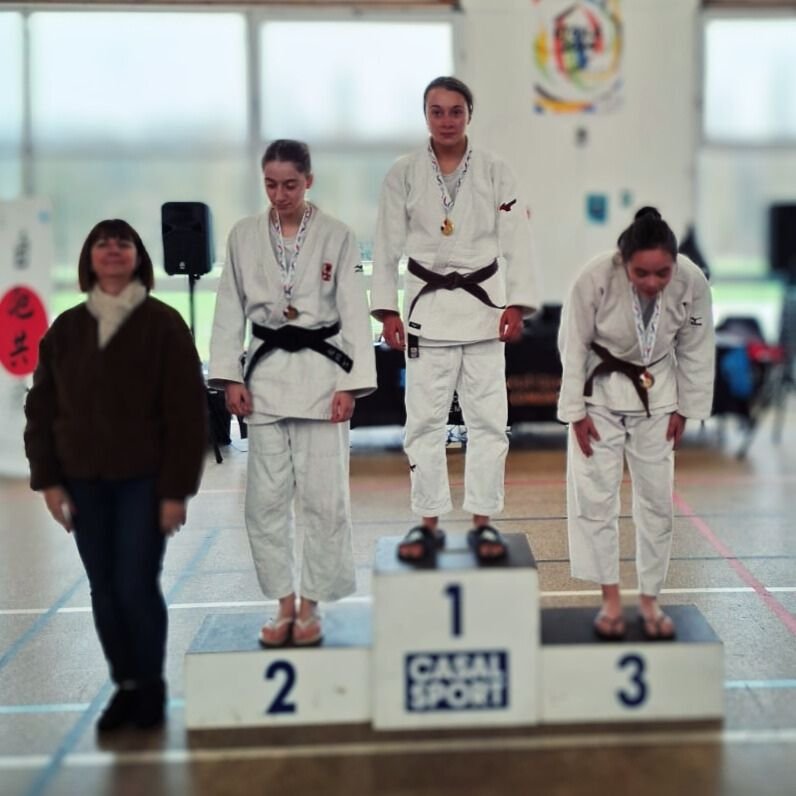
top-left (441, 217), bottom-right (454, 236)
top-left (639, 370), bottom-right (655, 390)
top-left (284, 305), bottom-right (299, 321)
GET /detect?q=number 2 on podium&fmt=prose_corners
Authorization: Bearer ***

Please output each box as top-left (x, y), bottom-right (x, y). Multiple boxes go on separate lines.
top-left (444, 583), bottom-right (463, 637)
top-left (265, 660), bottom-right (297, 714)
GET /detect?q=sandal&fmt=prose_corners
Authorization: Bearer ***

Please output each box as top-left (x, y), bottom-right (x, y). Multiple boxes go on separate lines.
top-left (593, 610), bottom-right (627, 640)
top-left (397, 525), bottom-right (445, 562)
top-left (293, 613), bottom-right (323, 647)
top-left (258, 615), bottom-right (294, 648)
top-left (639, 610), bottom-right (676, 640)
top-left (467, 524), bottom-right (508, 562)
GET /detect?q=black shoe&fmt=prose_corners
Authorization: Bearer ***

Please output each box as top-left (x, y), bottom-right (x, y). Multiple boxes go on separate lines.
top-left (134, 678), bottom-right (167, 729)
top-left (97, 687), bottom-right (137, 733)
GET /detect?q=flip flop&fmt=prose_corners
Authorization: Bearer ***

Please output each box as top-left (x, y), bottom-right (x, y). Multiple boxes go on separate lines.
top-left (258, 615), bottom-right (294, 648)
top-left (467, 524), bottom-right (508, 562)
top-left (593, 610), bottom-right (627, 640)
top-left (639, 610), bottom-right (676, 640)
top-left (293, 613), bottom-right (323, 647)
top-left (397, 525), bottom-right (445, 562)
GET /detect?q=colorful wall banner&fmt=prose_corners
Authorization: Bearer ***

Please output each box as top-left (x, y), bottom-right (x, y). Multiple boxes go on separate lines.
top-left (0, 199), bottom-right (53, 478)
top-left (532, 0), bottom-right (624, 114)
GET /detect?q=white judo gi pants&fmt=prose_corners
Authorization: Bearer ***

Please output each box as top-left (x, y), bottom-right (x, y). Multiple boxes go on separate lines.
top-left (567, 405), bottom-right (675, 596)
top-left (404, 338), bottom-right (508, 518)
top-left (245, 419), bottom-right (356, 602)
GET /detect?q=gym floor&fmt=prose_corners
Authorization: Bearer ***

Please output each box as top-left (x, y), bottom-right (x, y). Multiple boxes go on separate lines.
top-left (2, 407), bottom-right (795, 796)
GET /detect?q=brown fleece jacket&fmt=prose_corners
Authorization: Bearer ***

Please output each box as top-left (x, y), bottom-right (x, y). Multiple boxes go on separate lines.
top-left (24, 296), bottom-right (207, 499)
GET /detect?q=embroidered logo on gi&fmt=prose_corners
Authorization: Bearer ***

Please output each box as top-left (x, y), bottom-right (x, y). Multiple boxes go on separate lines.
top-left (354, 262), bottom-right (364, 273)
top-left (408, 321), bottom-right (421, 330)
top-left (322, 261), bottom-right (333, 281)
top-left (690, 316), bottom-right (703, 326)
top-left (409, 463), bottom-right (417, 472)
top-left (499, 199), bottom-right (517, 212)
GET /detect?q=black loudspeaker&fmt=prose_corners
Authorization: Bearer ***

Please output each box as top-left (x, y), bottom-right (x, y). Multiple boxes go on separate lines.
top-left (161, 202), bottom-right (214, 276)
top-left (769, 204), bottom-right (796, 280)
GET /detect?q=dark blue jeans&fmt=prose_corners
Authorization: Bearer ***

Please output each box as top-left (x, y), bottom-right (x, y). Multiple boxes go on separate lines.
top-left (68, 477), bottom-right (167, 685)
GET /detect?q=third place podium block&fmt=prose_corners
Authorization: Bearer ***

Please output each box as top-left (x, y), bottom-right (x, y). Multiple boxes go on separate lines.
top-left (540, 605), bottom-right (724, 723)
top-left (372, 533), bottom-right (540, 730)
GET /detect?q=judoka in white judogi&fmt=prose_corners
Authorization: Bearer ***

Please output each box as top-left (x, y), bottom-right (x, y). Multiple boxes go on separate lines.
top-left (558, 249), bottom-right (715, 602)
top-left (371, 142), bottom-right (539, 520)
top-left (209, 204), bottom-right (376, 605)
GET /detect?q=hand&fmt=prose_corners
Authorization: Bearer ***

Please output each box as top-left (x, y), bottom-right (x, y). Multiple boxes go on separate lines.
top-left (499, 306), bottom-right (524, 343)
top-left (573, 414), bottom-right (601, 457)
top-left (225, 382), bottom-right (253, 417)
top-left (666, 412), bottom-right (687, 449)
top-left (160, 499), bottom-right (187, 536)
top-left (331, 391), bottom-right (355, 423)
top-left (381, 313), bottom-right (406, 351)
top-left (43, 486), bottom-right (75, 533)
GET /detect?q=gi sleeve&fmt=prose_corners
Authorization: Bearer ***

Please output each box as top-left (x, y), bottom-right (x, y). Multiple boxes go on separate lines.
top-left (157, 311), bottom-right (208, 500)
top-left (370, 160), bottom-right (409, 319)
top-left (674, 266), bottom-right (715, 420)
top-left (335, 229), bottom-right (378, 399)
top-left (208, 225), bottom-right (248, 387)
top-left (557, 270), bottom-right (597, 423)
top-left (24, 328), bottom-right (64, 490)
top-left (495, 159), bottom-right (541, 316)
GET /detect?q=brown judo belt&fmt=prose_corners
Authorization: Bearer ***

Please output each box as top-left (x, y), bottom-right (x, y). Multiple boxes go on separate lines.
top-left (404, 258), bottom-right (504, 358)
top-left (583, 343), bottom-right (666, 418)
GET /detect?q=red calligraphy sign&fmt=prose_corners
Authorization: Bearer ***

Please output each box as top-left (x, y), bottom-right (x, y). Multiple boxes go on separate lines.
top-left (0, 286), bottom-right (48, 376)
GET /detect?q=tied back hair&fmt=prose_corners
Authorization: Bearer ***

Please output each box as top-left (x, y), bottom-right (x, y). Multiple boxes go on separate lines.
top-left (617, 206), bottom-right (678, 262)
top-left (261, 139), bottom-right (312, 174)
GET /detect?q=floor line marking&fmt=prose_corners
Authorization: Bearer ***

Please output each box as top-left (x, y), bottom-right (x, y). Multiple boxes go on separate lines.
top-left (0, 576), bottom-right (86, 673)
top-left (24, 529), bottom-right (222, 796)
top-left (5, 585), bottom-right (796, 617)
top-left (2, 728), bottom-right (796, 771)
top-left (674, 492), bottom-right (796, 637)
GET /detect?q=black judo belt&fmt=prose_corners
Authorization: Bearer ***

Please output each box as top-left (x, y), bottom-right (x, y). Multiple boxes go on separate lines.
top-left (584, 342), bottom-right (665, 418)
top-left (405, 258), bottom-right (504, 358)
top-left (244, 322), bottom-right (352, 385)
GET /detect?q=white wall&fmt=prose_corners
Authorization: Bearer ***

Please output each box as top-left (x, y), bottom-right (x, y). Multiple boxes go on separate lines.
top-left (457, 0), bottom-right (700, 303)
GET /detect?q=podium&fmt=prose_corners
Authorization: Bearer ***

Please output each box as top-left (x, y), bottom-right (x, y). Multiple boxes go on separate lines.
top-left (184, 534), bottom-right (724, 730)
top-left (540, 606), bottom-right (724, 722)
top-left (371, 533), bottom-right (540, 729)
top-left (185, 602), bottom-right (371, 728)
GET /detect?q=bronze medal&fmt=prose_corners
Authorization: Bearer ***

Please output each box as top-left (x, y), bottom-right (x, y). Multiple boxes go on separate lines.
top-left (639, 370), bottom-right (655, 390)
top-left (441, 217), bottom-right (454, 236)
top-left (284, 305), bottom-right (299, 321)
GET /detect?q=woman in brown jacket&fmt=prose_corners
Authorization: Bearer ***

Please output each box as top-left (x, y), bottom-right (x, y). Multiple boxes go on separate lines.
top-left (24, 219), bottom-right (207, 732)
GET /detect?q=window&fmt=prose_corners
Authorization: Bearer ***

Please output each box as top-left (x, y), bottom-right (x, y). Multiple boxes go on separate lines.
top-left (698, 15), bottom-right (796, 279)
top-left (0, 13), bottom-right (23, 200)
top-left (704, 18), bottom-right (796, 144)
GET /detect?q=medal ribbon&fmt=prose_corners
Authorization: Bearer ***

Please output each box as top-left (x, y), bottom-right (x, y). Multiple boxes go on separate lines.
top-left (630, 285), bottom-right (662, 366)
top-left (427, 141), bottom-right (472, 222)
top-left (271, 202), bottom-right (313, 307)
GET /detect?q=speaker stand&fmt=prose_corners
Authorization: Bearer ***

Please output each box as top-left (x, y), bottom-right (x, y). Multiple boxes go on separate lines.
top-left (188, 273), bottom-right (199, 339)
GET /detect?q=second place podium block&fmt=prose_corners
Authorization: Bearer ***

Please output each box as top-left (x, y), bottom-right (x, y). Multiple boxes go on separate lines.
top-left (372, 533), bottom-right (540, 730)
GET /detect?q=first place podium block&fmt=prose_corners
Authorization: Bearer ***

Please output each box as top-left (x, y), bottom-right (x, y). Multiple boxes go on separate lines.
top-left (372, 533), bottom-right (540, 730)
top-left (185, 602), bottom-right (371, 729)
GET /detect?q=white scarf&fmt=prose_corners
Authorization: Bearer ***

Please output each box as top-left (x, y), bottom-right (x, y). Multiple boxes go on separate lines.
top-left (86, 281), bottom-right (148, 349)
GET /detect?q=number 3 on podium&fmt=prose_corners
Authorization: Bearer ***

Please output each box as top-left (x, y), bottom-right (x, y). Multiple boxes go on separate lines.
top-left (617, 653), bottom-right (648, 708)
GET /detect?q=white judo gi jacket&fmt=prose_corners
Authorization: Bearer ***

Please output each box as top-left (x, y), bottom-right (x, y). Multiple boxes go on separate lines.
top-left (370, 145), bottom-right (540, 339)
top-left (558, 252), bottom-right (715, 422)
top-left (209, 207), bottom-right (377, 423)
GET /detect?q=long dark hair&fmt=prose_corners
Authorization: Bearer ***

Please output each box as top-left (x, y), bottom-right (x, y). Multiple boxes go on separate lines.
top-left (617, 206), bottom-right (678, 262)
top-left (77, 219), bottom-right (154, 292)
